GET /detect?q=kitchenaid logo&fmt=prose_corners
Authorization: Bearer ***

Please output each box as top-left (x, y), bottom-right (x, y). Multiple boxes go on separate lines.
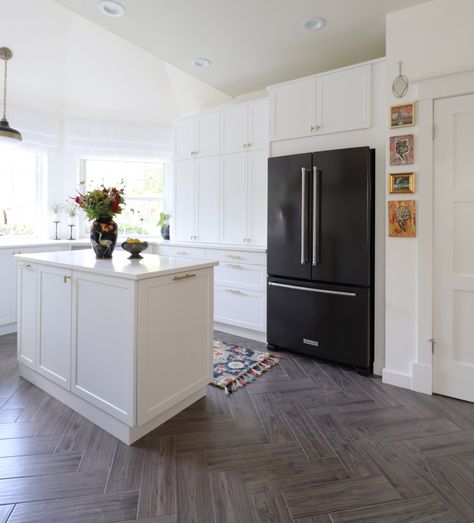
top-left (303, 338), bottom-right (319, 347)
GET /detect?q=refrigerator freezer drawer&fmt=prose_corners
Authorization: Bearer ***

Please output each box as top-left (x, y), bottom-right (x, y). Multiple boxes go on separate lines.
top-left (267, 279), bottom-right (372, 371)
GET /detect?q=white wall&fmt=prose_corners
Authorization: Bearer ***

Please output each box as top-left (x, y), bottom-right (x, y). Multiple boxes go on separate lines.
top-left (270, 60), bottom-right (387, 374)
top-left (383, 0), bottom-right (474, 392)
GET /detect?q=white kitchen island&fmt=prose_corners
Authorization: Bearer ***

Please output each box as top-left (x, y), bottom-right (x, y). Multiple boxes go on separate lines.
top-left (15, 250), bottom-right (218, 444)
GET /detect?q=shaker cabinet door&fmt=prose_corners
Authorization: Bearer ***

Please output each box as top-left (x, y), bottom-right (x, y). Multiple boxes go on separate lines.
top-left (221, 105), bottom-right (248, 154)
top-left (196, 156), bottom-right (220, 243)
top-left (173, 160), bottom-right (196, 242)
top-left (175, 117), bottom-right (196, 160)
top-left (247, 149), bottom-right (268, 246)
top-left (248, 99), bottom-right (269, 150)
top-left (37, 265), bottom-right (72, 389)
top-left (269, 77), bottom-right (317, 141)
top-left (195, 111), bottom-right (220, 157)
top-left (221, 153), bottom-right (248, 245)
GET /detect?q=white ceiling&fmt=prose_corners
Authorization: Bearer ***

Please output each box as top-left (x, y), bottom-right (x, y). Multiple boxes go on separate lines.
top-left (52, 0), bottom-right (427, 97)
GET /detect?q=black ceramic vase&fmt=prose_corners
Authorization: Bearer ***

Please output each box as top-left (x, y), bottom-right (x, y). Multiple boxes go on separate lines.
top-left (160, 223), bottom-right (170, 240)
top-left (90, 216), bottom-right (118, 259)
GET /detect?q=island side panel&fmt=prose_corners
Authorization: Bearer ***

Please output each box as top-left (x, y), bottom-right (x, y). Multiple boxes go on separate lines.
top-left (136, 267), bottom-right (214, 426)
top-left (71, 270), bottom-right (136, 425)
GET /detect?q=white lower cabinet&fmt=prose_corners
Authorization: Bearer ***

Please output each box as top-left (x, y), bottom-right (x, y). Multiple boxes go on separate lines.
top-left (72, 271), bottom-right (135, 424)
top-left (214, 285), bottom-right (266, 333)
top-left (17, 262), bottom-right (38, 369)
top-left (37, 265), bottom-right (72, 389)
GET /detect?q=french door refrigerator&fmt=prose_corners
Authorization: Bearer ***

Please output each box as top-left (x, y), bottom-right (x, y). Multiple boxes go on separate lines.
top-left (267, 147), bottom-right (375, 374)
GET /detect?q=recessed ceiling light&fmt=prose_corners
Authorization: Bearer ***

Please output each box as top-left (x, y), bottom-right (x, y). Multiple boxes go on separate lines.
top-left (97, 1), bottom-right (126, 17)
top-left (302, 16), bottom-right (327, 31)
top-left (192, 58), bottom-right (211, 69)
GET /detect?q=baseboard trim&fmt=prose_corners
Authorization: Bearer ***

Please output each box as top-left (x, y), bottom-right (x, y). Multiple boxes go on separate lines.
top-left (214, 322), bottom-right (266, 343)
top-left (412, 362), bottom-right (432, 395)
top-left (382, 367), bottom-right (413, 390)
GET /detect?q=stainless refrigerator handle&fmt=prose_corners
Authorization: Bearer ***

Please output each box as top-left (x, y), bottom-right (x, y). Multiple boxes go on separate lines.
top-left (268, 281), bottom-right (357, 297)
top-left (301, 168), bottom-right (308, 265)
top-left (312, 166), bottom-right (319, 266)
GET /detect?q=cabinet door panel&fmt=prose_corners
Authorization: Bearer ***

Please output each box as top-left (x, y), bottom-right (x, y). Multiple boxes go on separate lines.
top-left (196, 112), bottom-right (220, 157)
top-left (248, 99), bottom-right (269, 150)
top-left (0, 249), bottom-right (17, 326)
top-left (247, 149), bottom-right (268, 246)
top-left (17, 263), bottom-right (37, 369)
top-left (196, 156), bottom-right (220, 243)
top-left (316, 65), bottom-right (371, 135)
top-left (269, 77), bottom-right (316, 141)
top-left (72, 272), bottom-right (135, 424)
top-left (174, 160), bottom-right (196, 241)
top-left (221, 153), bottom-right (247, 245)
top-left (37, 266), bottom-right (71, 388)
top-left (175, 117), bottom-right (195, 160)
top-left (221, 105), bottom-right (248, 154)
top-left (214, 285), bottom-right (266, 332)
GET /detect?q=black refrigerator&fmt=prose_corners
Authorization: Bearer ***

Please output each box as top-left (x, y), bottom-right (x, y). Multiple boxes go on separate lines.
top-left (267, 147), bottom-right (375, 374)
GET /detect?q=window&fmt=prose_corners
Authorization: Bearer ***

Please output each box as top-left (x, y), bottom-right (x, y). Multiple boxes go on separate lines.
top-left (81, 158), bottom-right (168, 236)
top-left (0, 149), bottom-right (45, 237)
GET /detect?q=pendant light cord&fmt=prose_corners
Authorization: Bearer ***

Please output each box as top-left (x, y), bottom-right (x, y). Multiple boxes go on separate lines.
top-left (2, 58), bottom-right (7, 121)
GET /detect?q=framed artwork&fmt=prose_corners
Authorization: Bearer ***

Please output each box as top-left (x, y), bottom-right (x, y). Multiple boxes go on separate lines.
top-left (389, 172), bottom-right (415, 194)
top-left (390, 134), bottom-right (414, 165)
top-left (390, 103), bottom-right (416, 128)
top-left (388, 200), bottom-right (416, 237)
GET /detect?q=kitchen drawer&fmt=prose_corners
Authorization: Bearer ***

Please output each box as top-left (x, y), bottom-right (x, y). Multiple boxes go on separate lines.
top-left (214, 262), bottom-right (266, 291)
top-left (214, 284), bottom-right (266, 332)
top-left (157, 245), bottom-right (206, 259)
top-left (205, 248), bottom-right (266, 266)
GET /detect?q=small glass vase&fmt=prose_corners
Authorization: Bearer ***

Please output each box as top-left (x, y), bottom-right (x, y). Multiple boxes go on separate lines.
top-left (90, 216), bottom-right (117, 259)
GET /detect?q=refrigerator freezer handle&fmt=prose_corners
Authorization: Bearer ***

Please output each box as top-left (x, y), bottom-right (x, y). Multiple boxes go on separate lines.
top-left (301, 168), bottom-right (308, 264)
top-left (312, 166), bottom-right (320, 266)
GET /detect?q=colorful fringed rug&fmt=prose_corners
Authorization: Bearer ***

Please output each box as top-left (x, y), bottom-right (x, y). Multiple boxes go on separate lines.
top-left (212, 340), bottom-right (281, 395)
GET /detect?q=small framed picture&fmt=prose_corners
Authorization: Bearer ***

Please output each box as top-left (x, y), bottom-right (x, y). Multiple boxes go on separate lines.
top-left (389, 172), bottom-right (415, 194)
top-left (390, 134), bottom-right (414, 165)
top-left (390, 103), bottom-right (416, 128)
top-left (388, 200), bottom-right (416, 237)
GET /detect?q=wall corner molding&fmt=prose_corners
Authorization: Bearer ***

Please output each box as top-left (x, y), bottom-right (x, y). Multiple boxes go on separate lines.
top-left (382, 367), bottom-right (413, 390)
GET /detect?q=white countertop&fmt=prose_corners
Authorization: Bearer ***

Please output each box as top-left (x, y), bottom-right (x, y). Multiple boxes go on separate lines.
top-left (0, 237), bottom-right (266, 253)
top-left (15, 250), bottom-right (219, 281)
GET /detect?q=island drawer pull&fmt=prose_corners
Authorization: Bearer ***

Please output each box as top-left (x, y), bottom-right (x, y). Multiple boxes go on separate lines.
top-left (20, 263), bottom-right (32, 269)
top-left (225, 288), bottom-right (246, 295)
top-left (225, 255), bottom-right (244, 260)
top-left (173, 273), bottom-right (196, 281)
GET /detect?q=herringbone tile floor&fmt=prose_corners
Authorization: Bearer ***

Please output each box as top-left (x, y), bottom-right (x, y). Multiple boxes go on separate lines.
top-left (1, 331), bottom-right (474, 522)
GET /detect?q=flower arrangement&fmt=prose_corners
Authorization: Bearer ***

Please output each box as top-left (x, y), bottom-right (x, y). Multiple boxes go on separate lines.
top-left (72, 182), bottom-right (125, 221)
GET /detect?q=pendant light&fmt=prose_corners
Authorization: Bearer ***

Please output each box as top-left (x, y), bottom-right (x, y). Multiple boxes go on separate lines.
top-left (0, 47), bottom-right (22, 147)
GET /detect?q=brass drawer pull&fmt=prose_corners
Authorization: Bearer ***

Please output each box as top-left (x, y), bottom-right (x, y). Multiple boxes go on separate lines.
top-left (173, 273), bottom-right (196, 281)
top-left (176, 251), bottom-right (189, 255)
top-left (225, 255), bottom-right (244, 260)
top-left (224, 263), bottom-right (244, 269)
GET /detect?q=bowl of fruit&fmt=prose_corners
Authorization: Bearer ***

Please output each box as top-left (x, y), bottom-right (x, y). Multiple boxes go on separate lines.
top-left (121, 238), bottom-right (149, 259)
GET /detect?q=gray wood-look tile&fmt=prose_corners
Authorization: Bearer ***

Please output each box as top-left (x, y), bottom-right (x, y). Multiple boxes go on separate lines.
top-left (7, 490), bottom-right (138, 523)
top-left (283, 475), bottom-right (401, 519)
top-left (1, 331), bottom-right (474, 521)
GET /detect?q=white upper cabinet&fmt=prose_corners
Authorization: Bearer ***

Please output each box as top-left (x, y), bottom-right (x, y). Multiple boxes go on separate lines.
top-left (221, 100), bottom-right (269, 154)
top-left (247, 149), bottom-right (268, 246)
top-left (221, 153), bottom-right (248, 245)
top-left (174, 117), bottom-right (196, 160)
top-left (196, 156), bottom-right (220, 243)
top-left (195, 112), bottom-right (220, 157)
top-left (174, 160), bottom-right (196, 241)
top-left (316, 65), bottom-right (371, 135)
top-left (269, 77), bottom-right (317, 141)
top-left (268, 63), bottom-right (372, 141)
top-left (175, 111), bottom-right (220, 160)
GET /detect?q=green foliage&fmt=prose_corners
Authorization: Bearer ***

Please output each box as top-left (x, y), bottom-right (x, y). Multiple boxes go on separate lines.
top-left (158, 212), bottom-right (171, 227)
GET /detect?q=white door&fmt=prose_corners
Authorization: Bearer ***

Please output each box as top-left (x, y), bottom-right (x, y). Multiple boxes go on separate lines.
top-left (248, 99), bottom-right (269, 151)
top-left (247, 149), bottom-right (268, 246)
top-left (316, 65), bottom-right (371, 135)
top-left (221, 153), bottom-right (248, 245)
top-left (196, 156), bottom-right (220, 243)
top-left (17, 262), bottom-right (37, 369)
top-left (268, 77), bottom-right (317, 141)
top-left (175, 117), bottom-right (195, 160)
top-left (195, 112), bottom-right (220, 157)
top-left (37, 265), bottom-right (72, 389)
top-left (221, 105), bottom-right (248, 154)
top-left (433, 93), bottom-right (474, 402)
top-left (0, 249), bottom-right (17, 326)
top-left (173, 159), bottom-right (196, 241)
